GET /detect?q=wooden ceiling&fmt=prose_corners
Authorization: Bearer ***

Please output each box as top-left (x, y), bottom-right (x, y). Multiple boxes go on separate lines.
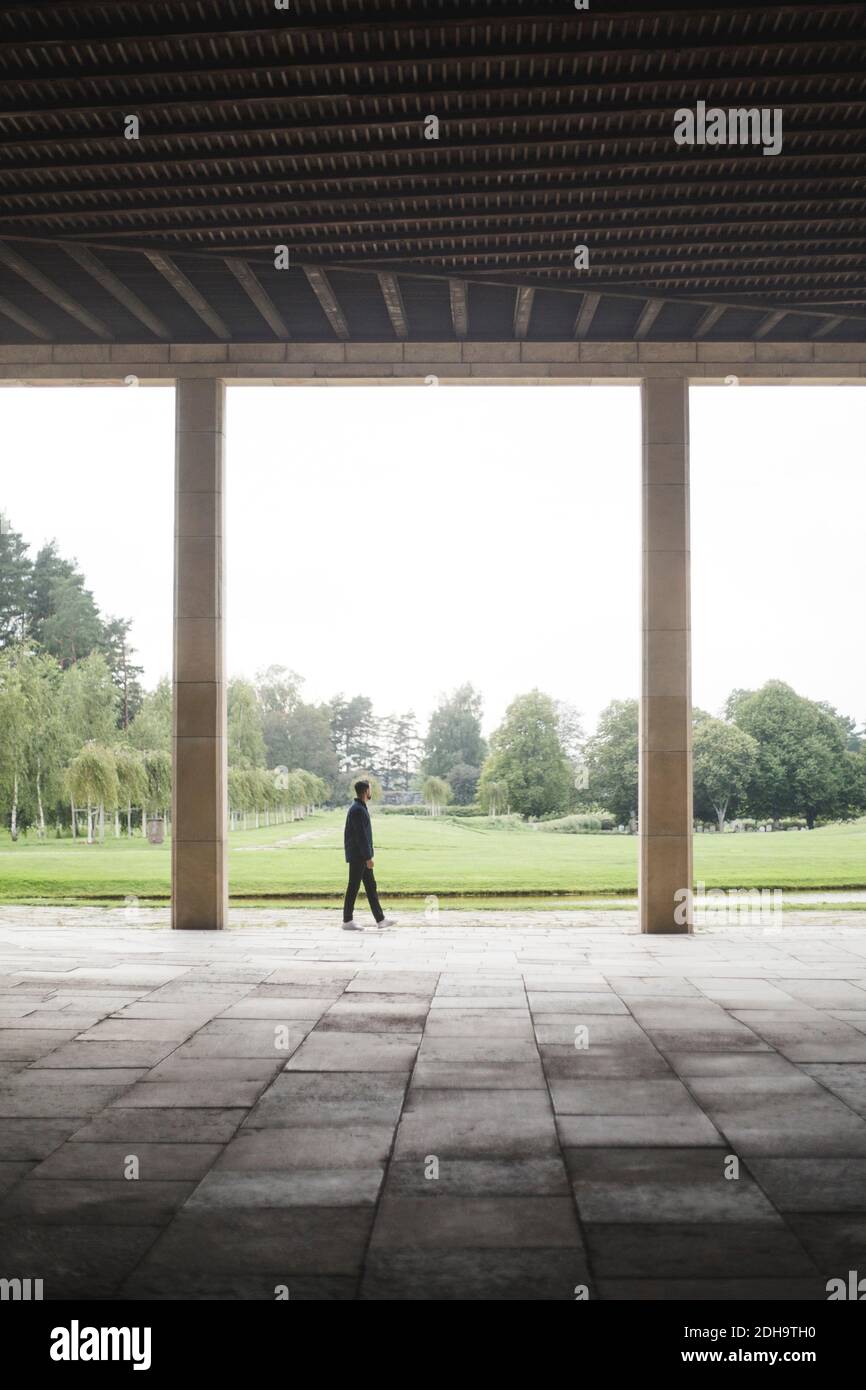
top-left (0, 0), bottom-right (864, 344)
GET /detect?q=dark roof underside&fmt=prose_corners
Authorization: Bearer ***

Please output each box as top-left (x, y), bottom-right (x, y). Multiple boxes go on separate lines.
top-left (0, 0), bottom-right (864, 345)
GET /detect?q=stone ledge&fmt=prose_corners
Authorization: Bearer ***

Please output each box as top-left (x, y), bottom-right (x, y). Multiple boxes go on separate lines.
top-left (0, 341), bottom-right (864, 383)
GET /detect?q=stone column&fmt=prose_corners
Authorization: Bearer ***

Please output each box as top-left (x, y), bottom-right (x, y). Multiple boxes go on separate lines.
top-left (640, 376), bottom-right (693, 934)
top-left (172, 378), bottom-right (227, 929)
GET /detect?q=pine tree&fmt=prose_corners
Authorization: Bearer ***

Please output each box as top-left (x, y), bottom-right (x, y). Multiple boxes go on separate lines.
top-left (0, 514), bottom-right (32, 648)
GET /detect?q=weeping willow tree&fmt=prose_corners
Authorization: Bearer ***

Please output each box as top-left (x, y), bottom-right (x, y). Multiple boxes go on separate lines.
top-left (229, 766), bottom-right (329, 829)
top-left (114, 745), bottom-right (148, 837)
top-left (422, 774), bottom-right (452, 818)
top-left (142, 749), bottom-right (172, 830)
top-left (64, 743), bottom-right (119, 845)
top-left (479, 778), bottom-right (509, 819)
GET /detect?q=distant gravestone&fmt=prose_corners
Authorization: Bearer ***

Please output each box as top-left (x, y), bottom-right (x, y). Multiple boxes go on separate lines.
top-left (147, 817), bottom-right (165, 845)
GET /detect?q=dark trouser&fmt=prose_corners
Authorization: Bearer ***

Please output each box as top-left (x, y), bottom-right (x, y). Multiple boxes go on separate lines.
top-left (343, 857), bottom-right (384, 923)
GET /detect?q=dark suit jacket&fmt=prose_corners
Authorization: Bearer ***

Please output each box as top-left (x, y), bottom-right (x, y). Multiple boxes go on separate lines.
top-left (344, 798), bottom-right (374, 863)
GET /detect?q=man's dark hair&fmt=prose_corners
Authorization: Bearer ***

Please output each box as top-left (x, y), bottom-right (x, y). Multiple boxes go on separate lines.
top-left (354, 779), bottom-right (370, 798)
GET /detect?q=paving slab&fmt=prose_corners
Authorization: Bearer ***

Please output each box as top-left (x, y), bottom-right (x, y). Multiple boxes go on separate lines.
top-left (746, 1158), bottom-right (866, 1212)
top-left (31, 1142), bottom-right (224, 1181)
top-left (216, 1125), bottom-right (395, 1170)
top-left (369, 1196), bottom-right (583, 1249)
top-left (0, 1222), bottom-right (162, 1299)
top-left (284, 1030), bottom-right (420, 1072)
top-left (360, 1248), bottom-right (591, 1300)
top-left (565, 1148), bottom-right (780, 1223)
top-left (384, 1157), bottom-right (570, 1198)
top-left (70, 1107), bottom-right (248, 1144)
top-left (584, 1221), bottom-right (819, 1279)
top-left (187, 1169), bottom-right (384, 1208)
top-left (242, 1071), bottom-right (407, 1129)
top-left (395, 1089), bottom-right (560, 1159)
top-left (132, 1207), bottom-right (373, 1276)
top-left (0, 1178), bottom-right (196, 1225)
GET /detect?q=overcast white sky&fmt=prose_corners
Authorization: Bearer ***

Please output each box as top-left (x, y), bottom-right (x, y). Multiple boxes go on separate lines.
top-left (2, 382), bottom-right (864, 738)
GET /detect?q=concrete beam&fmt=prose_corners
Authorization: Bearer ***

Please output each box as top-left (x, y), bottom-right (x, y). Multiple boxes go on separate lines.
top-left (0, 342), bottom-right (864, 385)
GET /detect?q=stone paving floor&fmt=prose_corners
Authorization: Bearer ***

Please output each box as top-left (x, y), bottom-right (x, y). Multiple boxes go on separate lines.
top-left (2, 906), bottom-right (866, 1300)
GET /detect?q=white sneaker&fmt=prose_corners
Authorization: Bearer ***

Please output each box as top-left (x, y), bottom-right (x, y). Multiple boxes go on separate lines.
top-left (341, 919), bottom-right (362, 931)
top-left (377, 916), bottom-right (398, 929)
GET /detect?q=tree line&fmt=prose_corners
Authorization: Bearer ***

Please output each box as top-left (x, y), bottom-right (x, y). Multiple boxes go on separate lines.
top-left (0, 521), bottom-right (328, 840)
top-left (2, 516), bottom-right (864, 837)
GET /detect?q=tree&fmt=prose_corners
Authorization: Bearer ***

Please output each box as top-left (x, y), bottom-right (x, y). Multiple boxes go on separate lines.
top-left (0, 644), bottom-right (38, 838)
top-left (423, 683), bottom-right (487, 777)
top-left (581, 698), bottom-right (639, 826)
top-left (60, 652), bottom-right (119, 749)
top-left (101, 616), bottom-right (144, 729)
top-left (26, 649), bottom-right (66, 839)
top-left (556, 700), bottom-right (586, 768)
top-left (228, 767), bottom-right (254, 829)
top-left (142, 749), bottom-right (172, 825)
top-left (114, 745), bottom-right (148, 837)
top-left (422, 774), bottom-right (452, 817)
top-left (730, 681), bottom-right (860, 827)
top-left (446, 762), bottom-right (481, 805)
top-left (128, 677), bottom-right (172, 753)
top-left (264, 700), bottom-right (339, 789)
top-left (329, 694), bottom-right (377, 773)
top-left (692, 717), bottom-right (759, 832)
top-left (30, 541), bottom-right (107, 668)
top-left (479, 689), bottom-right (573, 819)
top-left (0, 515), bottom-right (32, 648)
top-left (256, 664), bottom-right (303, 716)
top-left (65, 743), bottom-right (118, 844)
top-left (478, 777), bottom-right (509, 817)
top-left (390, 711), bottom-right (423, 793)
top-left (228, 678), bottom-right (267, 768)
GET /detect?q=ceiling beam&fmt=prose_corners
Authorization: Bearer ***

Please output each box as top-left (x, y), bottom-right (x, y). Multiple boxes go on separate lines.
top-left (1, 153), bottom-right (858, 210)
top-left (0, 293), bottom-right (51, 340)
top-left (20, 234), bottom-right (866, 330)
top-left (0, 27), bottom-right (854, 95)
top-left (0, 239), bottom-right (112, 338)
top-left (6, 93), bottom-right (866, 161)
top-left (513, 286), bottom-right (535, 340)
top-left (811, 316), bottom-right (846, 338)
top-left (4, 189), bottom-right (865, 236)
top-left (574, 292), bottom-right (602, 339)
top-left (377, 272), bottom-right (408, 340)
top-left (1, 55), bottom-right (860, 122)
top-left (143, 251), bottom-right (230, 339)
top-left (303, 267), bottom-right (350, 340)
top-left (449, 280), bottom-right (469, 339)
top-left (0, 122), bottom-right (850, 183)
top-left (753, 310), bottom-right (790, 339)
top-left (61, 242), bottom-right (169, 338)
top-left (692, 305), bottom-right (729, 338)
top-left (634, 299), bottom-right (666, 340)
top-left (22, 215), bottom-right (866, 264)
top-left (0, 5), bottom-right (851, 53)
top-left (223, 258), bottom-right (289, 338)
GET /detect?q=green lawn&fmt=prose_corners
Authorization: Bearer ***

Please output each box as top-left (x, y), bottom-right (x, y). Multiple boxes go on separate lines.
top-left (0, 810), bottom-right (865, 905)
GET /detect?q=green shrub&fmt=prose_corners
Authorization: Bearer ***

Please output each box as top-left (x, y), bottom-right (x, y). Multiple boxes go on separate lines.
top-left (538, 813), bottom-right (616, 834)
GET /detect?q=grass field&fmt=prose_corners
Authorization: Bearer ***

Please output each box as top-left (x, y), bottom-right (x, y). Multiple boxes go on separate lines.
top-left (0, 810), bottom-right (865, 906)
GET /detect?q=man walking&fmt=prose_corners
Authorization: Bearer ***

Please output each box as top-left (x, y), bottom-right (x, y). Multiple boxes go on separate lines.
top-left (342, 780), bottom-right (396, 931)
